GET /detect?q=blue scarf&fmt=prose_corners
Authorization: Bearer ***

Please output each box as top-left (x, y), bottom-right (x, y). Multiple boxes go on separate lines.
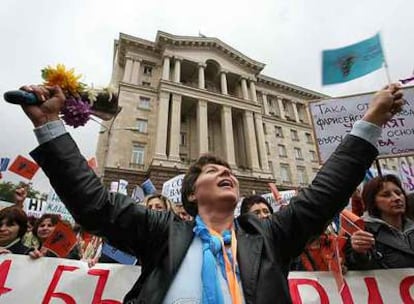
top-left (193, 215), bottom-right (232, 304)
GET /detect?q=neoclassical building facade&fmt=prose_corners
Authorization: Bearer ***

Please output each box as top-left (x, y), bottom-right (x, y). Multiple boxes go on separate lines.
top-left (95, 31), bottom-right (332, 195)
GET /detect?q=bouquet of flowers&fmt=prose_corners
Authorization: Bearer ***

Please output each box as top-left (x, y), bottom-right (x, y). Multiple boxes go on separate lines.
top-left (41, 64), bottom-right (119, 127)
top-left (5, 64), bottom-right (120, 128)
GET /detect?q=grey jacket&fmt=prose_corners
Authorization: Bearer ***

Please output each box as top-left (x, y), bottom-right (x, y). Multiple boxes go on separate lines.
top-left (346, 215), bottom-right (414, 270)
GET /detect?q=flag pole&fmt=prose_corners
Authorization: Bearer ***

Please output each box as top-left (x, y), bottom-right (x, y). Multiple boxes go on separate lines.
top-left (375, 159), bottom-right (383, 178)
top-left (378, 32), bottom-right (392, 84)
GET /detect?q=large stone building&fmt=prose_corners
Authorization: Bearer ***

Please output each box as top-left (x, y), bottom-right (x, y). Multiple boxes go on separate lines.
top-left (96, 31), bottom-right (409, 196)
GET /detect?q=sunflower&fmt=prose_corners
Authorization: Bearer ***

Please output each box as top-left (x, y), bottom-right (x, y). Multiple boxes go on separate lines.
top-left (41, 64), bottom-right (84, 94)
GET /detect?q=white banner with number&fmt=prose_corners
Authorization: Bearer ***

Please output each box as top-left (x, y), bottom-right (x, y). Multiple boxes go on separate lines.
top-left (1, 255), bottom-right (412, 303)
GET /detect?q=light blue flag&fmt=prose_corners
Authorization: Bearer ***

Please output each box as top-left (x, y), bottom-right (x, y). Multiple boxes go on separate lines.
top-left (322, 33), bottom-right (384, 85)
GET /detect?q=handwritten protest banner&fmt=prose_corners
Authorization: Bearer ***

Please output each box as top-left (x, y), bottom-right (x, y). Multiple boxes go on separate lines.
top-left (309, 86), bottom-right (414, 163)
top-left (262, 190), bottom-right (296, 212)
top-left (45, 190), bottom-right (75, 224)
top-left (0, 255), bottom-right (412, 303)
top-left (162, 174), bottom-right (185, 204)
top-left (399, 157), bottom-right (414, 193)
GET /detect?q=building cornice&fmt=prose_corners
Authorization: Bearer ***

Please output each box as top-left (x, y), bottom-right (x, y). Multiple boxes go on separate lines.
top-left (159, 80), bottom-right (262, 113)
top-left (257, 74), bottom-right (329, 100)
top-left (155, 31), bottom-right (265, 73)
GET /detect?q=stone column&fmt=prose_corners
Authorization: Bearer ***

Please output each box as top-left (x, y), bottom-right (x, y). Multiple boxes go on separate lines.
top-left (249, 79), bottom-right (258, 103)
top-left (254, 113), bottom-right (269, 171)
top-left (277, 97), bottom-right (286, 119)
top-left (169, 94), bottom-right (182, 161)
top-left (198, 63), bottom-right (206, 89)
top-left (262, 93), bottom-right (270, 115)
top-left (220, 70), bottom-right (228, 95)
top-left (162, 56), bottom-right (171, 80)
top-left (243, 111), bottom-right (260, 171)
top-left (197, 100), bottom-right (209, 154)
top-left (292, 101), bottom-right (300, 123)
top-left (241, 77), bottom-right (249, 100)
top-left (122, 56), bottom-right (133, 83)
top-left (221, 105), bottom-right (236, 166)
top-left (154, 92), bottom-right (170, 159)
top-left (173, 57), bottom-right (182, 83)
top-left (130, 58), bottom-right (141, 85)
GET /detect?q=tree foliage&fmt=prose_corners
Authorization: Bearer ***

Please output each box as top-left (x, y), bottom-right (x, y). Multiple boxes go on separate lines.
top-left (0, 181), bottom-right (43, 202)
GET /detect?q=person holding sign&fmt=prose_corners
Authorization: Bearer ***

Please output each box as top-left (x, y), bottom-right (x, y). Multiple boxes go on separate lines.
top-left (15, 83), bottom-right (403, 303)
top-left (346, 175), bottom-right (414, 270)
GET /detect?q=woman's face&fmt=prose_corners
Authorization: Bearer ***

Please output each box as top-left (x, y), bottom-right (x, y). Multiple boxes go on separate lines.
top-left (375, 181), bottom-right (406, 218)
top-left (37, 218), bottom-right (56, 241)
top-left (147, 198), bottom-right (167, 211)
top-left (249, 203), bottom-right (271, 219)
top-left (0, 219), bottom-right (20, 246)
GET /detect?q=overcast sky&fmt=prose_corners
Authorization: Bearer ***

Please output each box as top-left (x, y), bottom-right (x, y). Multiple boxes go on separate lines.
top-left (0, 0), bottom-right (412, 194)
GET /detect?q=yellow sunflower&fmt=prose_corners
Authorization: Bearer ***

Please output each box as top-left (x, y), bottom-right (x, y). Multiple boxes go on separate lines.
top-left (41, 64), bottom-right (83, 94)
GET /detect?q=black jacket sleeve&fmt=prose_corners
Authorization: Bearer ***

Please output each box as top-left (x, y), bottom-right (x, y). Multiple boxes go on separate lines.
top-left (271, 134), bottom-right (378, 260)
top-left (30, 133), bottom-right (171, 256)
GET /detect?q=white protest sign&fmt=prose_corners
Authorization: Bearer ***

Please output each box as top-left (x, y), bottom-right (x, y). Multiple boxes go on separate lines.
top-left (1, 255), bottom-right (413, 303)
top-left (23, 198), bottom-right (46, 218)
top-left (262, 190), bottom-right (296, 212)
top-left (45, 190), bottom-right (75, 224)
top-left (399, 157), bottom-right (414, 193)
top-left (118, 179), bottom-right (129, 195)
top-left (162, 174), bottom-right (185, 204)
top-left (309, 86), bottom-right (414, 163)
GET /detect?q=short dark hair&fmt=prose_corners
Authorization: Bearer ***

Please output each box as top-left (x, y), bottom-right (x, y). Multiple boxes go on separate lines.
top-left (0, 207), bottom-right (28, 238)
top-left (240, 195), bottom-right (274, 215)
top-left (32, 213), bottom-right (61, 239)
top-left (362, 174), bottom-right (407, 218)
top-left (181, 154), bottom-right (231, 217)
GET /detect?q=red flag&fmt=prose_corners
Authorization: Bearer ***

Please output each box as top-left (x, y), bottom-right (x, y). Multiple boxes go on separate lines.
top-left (340, 209), bottom-right (364, 236)
top-left (8, 155), bottom-right (39, 180)
top-left (43, 221), bottom-right (77, 258)
top-left (268, 183), bottom-right (282, 204)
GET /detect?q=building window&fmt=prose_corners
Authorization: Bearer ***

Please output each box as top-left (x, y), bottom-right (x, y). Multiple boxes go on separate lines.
top-left (138, 96), bottom-right (150, 109)
top-left (305, 132), bottom-right (313, 143)
top-left (142, 81), bottom-right (151, 87)
top-left (291, 129), bottom-right (299, 141)
top-left (265, 142), bottom-right (270, 155)
top-left (180, 132), bottom-right (187, 146)
top-left (143, 66), bottom-right (153, 76)
top-left (278, 144), bottom-right (287, 158)
top-left (310, 150), bottom-right (318, 162)
top-left (268, 161), bottom-right (275, 177)
top-left (275, 126), bottom-right (283, 138)
top-left (297, 166), bottom-right (308, 185)
top-left (136, 119), bottom-right (147, 133)
top-left (280, 164), bottom-right (291, 183)
top-left (263, 123), bottom-right (267, 134)
top-left (294, 147), bottom-right (303, 160)
top-left (131, 144), bottom-right (145, 165)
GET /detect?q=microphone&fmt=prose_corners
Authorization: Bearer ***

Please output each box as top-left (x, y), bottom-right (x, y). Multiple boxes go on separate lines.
top-left (3, 90), bottom-right (39, 105)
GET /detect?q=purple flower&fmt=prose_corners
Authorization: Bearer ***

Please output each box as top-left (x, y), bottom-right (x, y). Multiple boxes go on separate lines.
top-left (61, 98), bottom-right (91, 128)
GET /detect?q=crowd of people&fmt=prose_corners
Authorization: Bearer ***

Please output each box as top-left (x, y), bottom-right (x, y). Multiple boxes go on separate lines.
top-left (0, 82), bottom-right (412, 303)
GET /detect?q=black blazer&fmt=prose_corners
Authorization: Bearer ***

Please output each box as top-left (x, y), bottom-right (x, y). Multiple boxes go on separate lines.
top-left (31, 133), bottom-right (377, 304)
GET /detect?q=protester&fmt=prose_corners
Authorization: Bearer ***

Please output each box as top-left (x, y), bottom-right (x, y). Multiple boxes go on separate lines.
top-left (407, 192), bottom-right (414, 220)
top-left (175, 204), bottom-right (193, 221)
top-left (21, 215), bottom-right (40, 248)
top-left (144, 193), bottom-right (174, 211)
top-left (345, 174), bottom-right (414, 270)
top-left (0, 207), bottom-right (29, 254)
top-left (240, 194), bottom-right (273, 219)
top-left (18, 83), bottom-right (403, 303)
top-left (29, 214), bottom-right (80, 260)
top-left (13, 186), bottom-right (27, 209)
